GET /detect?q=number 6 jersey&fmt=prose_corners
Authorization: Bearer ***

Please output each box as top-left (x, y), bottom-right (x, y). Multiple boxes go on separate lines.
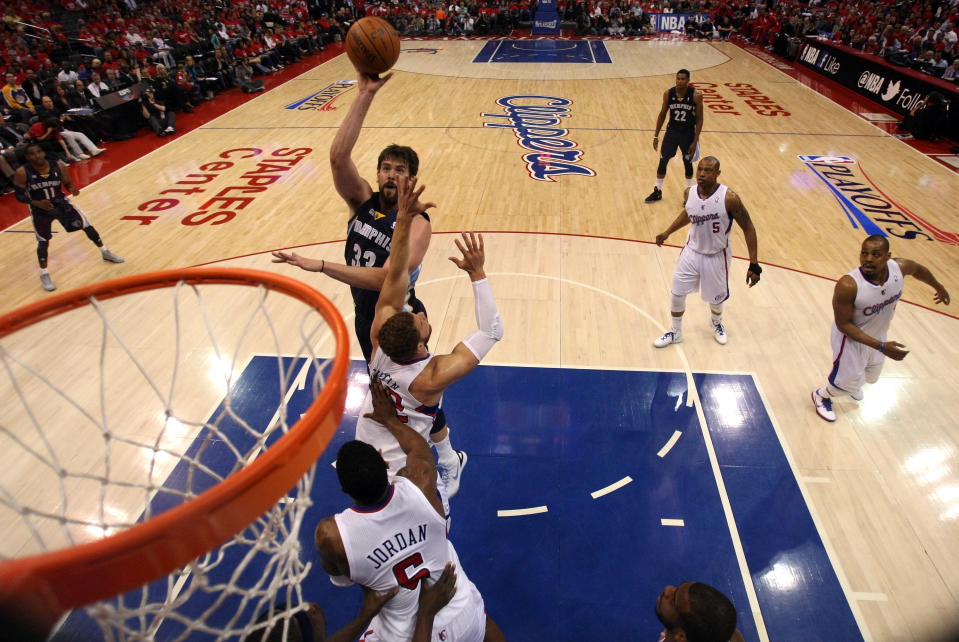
top-left (334, 476), bottom-right (483, 641)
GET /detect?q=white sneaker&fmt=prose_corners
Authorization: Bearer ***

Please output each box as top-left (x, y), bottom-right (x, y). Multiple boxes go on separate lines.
top-left (40, 272), bottom-right (55, 291)
top-left (653, 330), bottom-right (682, 348)
top-left (164, 126), bottom-right (175, 134)
top-left (77, 153), bottom-right (91, 160)
top-left (90, 148), bottom-right (106, 156)
top-left (101, 249), bottom-right (125, 263)
top-left (439, 450), bottom-right (468, 497)
top-left (811, 390), bottom-right (836, 422)
top-left (712, 321), bottom-right (728, 345)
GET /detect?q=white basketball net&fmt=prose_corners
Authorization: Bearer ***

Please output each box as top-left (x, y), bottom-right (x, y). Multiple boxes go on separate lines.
top-left (0, 277), bottom-right (339, 641)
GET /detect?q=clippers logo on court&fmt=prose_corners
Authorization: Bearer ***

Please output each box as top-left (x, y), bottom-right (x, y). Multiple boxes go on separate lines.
top-left (284, 80), bottom-right (356, 111)
top-left (798, 155), bottom-right (959, 245)
top-left (482, 95), bottom-right (596, 182)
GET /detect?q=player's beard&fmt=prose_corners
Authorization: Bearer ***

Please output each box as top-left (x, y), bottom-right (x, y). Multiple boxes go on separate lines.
top-left (380, 183), bottom-right (397, 207)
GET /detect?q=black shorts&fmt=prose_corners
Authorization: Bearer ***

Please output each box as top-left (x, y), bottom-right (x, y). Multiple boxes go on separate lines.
top-left (660, 128), bottom-right (696, 163)
top-left (31, 202), bottom-right (86, 241)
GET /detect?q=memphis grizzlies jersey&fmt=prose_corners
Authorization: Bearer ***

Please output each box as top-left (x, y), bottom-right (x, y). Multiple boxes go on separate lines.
top-left (334, 477), bottom-right (479, 641)
top-left (666, 86), bottom-right (696, 133)
top-left (346, 192), bottom-right (428, 319)
top-left (843, 259), bottom-right (903, 339)
top-left (355, 347), bottom-right (441, 478)
top-left (684, 184), bottom-right (730, 255)
top-left (24, 162), bottom-right (66, 209)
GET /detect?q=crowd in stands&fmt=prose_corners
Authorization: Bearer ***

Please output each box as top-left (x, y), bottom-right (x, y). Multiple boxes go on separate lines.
top-left (3, 0), bottom-right (958, 194)
top-left (1, 0), bottom-right (358, 194)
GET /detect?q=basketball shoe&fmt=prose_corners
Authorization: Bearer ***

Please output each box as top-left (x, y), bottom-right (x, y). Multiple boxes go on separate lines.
top-left (40, 272), bottom-right (55, 291)
top-left (644, 187), bottom-right (663, 203)
top-left (653, 330), bottom-right (682, 348)
top-left (101, 249), bottom-right (125, 263)
top-left (712, 321), bottom-right (727, 345)
top-left (811, 389), bottom-right (836, 422)
top-left (439, 450), bottom-right (468, 498)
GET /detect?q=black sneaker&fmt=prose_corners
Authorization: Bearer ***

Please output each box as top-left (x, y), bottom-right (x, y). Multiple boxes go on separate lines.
top-left (644, 187), bottom-right (662, 203)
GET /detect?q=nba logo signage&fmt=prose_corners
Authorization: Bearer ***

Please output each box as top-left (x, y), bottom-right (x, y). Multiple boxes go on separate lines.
top-left (482, 95), bottom-right (596, 182)
top-left (650, 13), bottom-right (699, 32)
top-left (798, 155), bottom-right (959, 245)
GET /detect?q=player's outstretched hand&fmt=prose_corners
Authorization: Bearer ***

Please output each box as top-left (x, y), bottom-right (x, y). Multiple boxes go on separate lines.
top-left (655, 232), bottom-right (668, 246)
top-left (271, 250), bottom-right (323, 272)
top-left (358, 585), bottom-right (398, 619)
top-left (882, 340), bottom-right (910, 361)
top-left (934, 288), bottom-right (950, 305)
top-left (364, 378), bottom-right (399, 425)
top-left (746, 268), bottom-right (760, 287)
top-left (419, 563), bottom-right (457, 618)
top-left (357, 71), bottom-right (393, 94)
top-left (449, 232), bottom-right (486, 279)
top-left (395, 175), bottom-right (436, 220)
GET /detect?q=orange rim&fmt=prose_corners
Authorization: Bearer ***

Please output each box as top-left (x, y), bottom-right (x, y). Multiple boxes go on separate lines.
top-left (0, 268), bottom-right (350, 624)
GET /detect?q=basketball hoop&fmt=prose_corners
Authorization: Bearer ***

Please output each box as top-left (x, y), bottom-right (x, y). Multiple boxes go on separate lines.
top-left (0, 268), bottom-right (349, 640)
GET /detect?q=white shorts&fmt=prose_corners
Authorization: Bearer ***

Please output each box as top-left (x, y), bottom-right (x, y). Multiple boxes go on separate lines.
top-left (360, 581), bottom-right (486, 642)
top-left (827, 325), bottom-right (885, 400)
top-left (670, 246), bottom-right (731, 305)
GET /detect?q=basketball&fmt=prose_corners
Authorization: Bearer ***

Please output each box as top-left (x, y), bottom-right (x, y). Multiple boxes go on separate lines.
top-left (345, 17), bottom-right (401, 75)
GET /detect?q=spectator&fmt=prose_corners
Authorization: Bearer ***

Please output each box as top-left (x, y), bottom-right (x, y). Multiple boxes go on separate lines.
top-left (36, 96), bottom-right (106, 159)
top-left (2, 71), bottom-right (35, 124)
top-left (234, 57), bottom-right (264, 93)
top-left (140, 86), bottom-right (175, 136)
top-left (897, 92), bottom-right (948, 141)
top-left (942, 58), bottom-right (959, 82)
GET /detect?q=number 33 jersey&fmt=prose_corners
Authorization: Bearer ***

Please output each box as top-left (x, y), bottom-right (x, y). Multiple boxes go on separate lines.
top-left (684, 183), bottom-right (731, 255)
top-left (346, 192), bottom-right (429, 321)
top-left (334, 476), bottom-right (481, 641)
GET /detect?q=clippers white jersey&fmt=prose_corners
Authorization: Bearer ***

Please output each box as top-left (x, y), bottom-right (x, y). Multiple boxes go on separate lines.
top-left (840, 259), bottom-right (903, 338)
top-left (684, 184), bottom-right (731, 255)
top-left (334, 477), bottom-right (483, 641)
top-left (355, 348), bottom-right (441, 479)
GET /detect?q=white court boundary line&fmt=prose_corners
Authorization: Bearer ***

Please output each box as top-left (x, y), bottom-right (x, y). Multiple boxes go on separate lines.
top-left (751, 375), bottom-right (873, 641)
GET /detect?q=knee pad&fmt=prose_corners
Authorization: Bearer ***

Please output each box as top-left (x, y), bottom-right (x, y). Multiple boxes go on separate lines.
top-left (670, 293), bottom-right (686, 314)
top-left (656, 158), bottom-right (669, 175)
top-left (683, 158), bottom-right (694, 176)
top-left (37, 240), bottom-right (49, 263)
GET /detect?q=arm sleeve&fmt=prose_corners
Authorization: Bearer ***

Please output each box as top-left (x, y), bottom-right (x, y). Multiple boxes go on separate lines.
top-left (461, 278), bottom-right (503, 360)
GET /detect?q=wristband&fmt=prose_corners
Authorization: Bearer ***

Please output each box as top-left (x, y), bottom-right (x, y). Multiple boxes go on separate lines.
top-left (320, 259), bottom-right (325, 273)
top-left (748, 262), bottom-right (762, 275)
top-left (653, 135), bottom-right (659, 139)
top-left (879, 342), bottom-right (885, 354)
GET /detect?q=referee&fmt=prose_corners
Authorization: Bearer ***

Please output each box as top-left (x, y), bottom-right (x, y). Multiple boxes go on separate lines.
top-left (645, 68), bottom-right (704, 203)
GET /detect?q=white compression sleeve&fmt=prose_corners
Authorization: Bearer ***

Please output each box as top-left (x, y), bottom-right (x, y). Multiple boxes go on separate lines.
top-left (462, 278), bottom-right (503, 360)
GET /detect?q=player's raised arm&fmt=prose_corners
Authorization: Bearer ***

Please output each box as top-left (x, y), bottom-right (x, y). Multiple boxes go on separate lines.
top-left (329, 72), bottom-right (393, 214)
top-left (416, 233), bottom-right (503, 397)
top-left (364, 378), bottom-right (442, 513)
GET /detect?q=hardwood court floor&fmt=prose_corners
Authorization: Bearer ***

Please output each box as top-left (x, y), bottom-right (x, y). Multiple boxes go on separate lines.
top-left (1, 38), bottom-right (958, 641)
